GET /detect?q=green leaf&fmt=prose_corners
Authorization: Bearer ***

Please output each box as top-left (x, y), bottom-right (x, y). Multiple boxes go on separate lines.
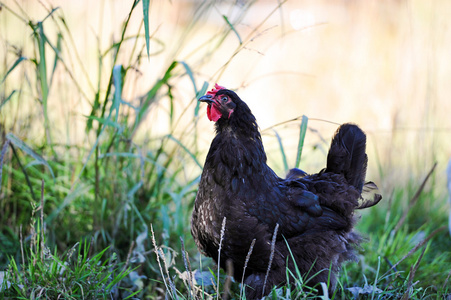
top-left (99, 152), bottom-right (142, 159)
top-left (1, 57), bottom-right (27, 85)
top-left (0, 90), bottom-right (17, 110)
top-left (273, 129), bottom-right (289, 173)
top-left (134, 61), bottom-right (178, 132)
top-left (223, 15), bottom-right (242, 45)
top-left (85, 115), bottom-right (123, 131)
top-left (49, 32), bottom-right (62, 86)
top-left (168, 85), bottom-right (174, 127)
top-left (41, 7), bottom-right (60, 22)
top-left (123, 289), bottom-right (142, 299)
top-left (112, 64), bottom-right (124, 120)
top-left (6, 133), bottom-right (55, 179)
top-left (167, 134), bottom-right (202, 169)
top-left (36, 21), bottom-right (57, 157)
top-left (127, 181), bottom-right (143, 199)
top-left (194, 81), bottom-right (208, 117)
top-left (87, 92), bottom-right (100, 131)
top-left (179, 61), bottom-right (197, 94)
top-left (294, 115), bottom-right (308, 169)
top-left (37, 22), bottom-right (49, 115)
top-left (142, 0), bottom-right (151, 58)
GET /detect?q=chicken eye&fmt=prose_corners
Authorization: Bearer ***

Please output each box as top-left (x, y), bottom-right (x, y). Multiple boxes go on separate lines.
top-left (221, 96), bottom-right (228, 102)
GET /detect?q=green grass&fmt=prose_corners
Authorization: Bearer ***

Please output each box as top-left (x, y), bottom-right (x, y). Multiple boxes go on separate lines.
top-left (0, 181), bottom-right (138, 299)
top-left (1, 0), bottom-right (450, 299)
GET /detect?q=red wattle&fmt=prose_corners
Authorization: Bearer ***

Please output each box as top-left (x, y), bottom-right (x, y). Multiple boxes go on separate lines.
top-left (207, 105), bottom-right (222, 122)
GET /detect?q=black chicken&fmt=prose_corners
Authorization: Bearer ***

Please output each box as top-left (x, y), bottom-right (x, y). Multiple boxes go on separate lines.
top-left (191, 84), bottom-right (381, 299)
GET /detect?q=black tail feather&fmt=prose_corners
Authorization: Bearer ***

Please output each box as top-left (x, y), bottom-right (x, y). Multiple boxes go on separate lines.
top-left (326, 123), bottom-right (367, 192)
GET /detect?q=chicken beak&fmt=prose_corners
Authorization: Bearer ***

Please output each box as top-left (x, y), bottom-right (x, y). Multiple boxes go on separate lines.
top-left (198, 94), bottom-right (214, 104)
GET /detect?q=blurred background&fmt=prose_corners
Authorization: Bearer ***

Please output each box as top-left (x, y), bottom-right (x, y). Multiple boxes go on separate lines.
top-left (1, 0), bottom-right (450, 298)
top-left (2, 0), bottom-right (450, 184)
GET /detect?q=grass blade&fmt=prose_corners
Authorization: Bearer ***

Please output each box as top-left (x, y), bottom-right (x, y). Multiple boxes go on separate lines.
top-left (1, 57), bottom-right (27, 84)
top-left (142, 0), bottom-right (151, 58)
top-left (34, 21), bottom-right (57, 158)
top-left (167, 134), bottom-right (202, 169)
top-left (133, 61), bottom-right (178, 133)
top-left (10, 144), bottom-right (37, 202)
top-left (6, 133), bottom-right (55, 180)
top-left (179, 61), bottom-right (198, 95)
top-left (0, 90), bottom-right (17, 110)
top-left (273, 129), bottom-right (289, 173)
top-left (0, 140), bottom-right (11, 194)
top-left (371, 256), bottom-right (381, 300)
top-left (49, 33), bottom-right (62, 86)
top-left (294, 115), bottom-right (308, 169)
top-left (37, 22), bottom-right (49, 124)
top-left (194, 81), bottom-right (209, 117)
top-left (84, 115), bottom-right (123, 131)
top-left (394, 163), bottom-right (437, 232)
top-left (88, 0), bottom-right (139, 133)
top-left (223, 15), bottom-right (242, 45)
top-left (112, 64), bottom-right (124, 120)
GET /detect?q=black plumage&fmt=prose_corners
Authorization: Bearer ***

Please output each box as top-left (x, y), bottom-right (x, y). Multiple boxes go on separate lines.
top-left (191, 85), bottom-right (381, 299)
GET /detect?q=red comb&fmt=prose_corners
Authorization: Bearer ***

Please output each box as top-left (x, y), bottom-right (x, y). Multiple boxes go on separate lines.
top-left (206, 83), bottom-right (226, 96)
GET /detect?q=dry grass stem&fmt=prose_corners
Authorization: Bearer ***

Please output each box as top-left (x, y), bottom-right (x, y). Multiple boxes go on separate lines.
top-left (158, 245), bottom-right (177, 299)
top-left (210, 277), bottom-right (218, 299)
top-left (386, 225), bottom-right (447, 276)
top-left (401, 246), bottom-right (426, 300)
top-left (151, 224), bottom-right (171, 297)
top-left (240, 238), bottom-right (256, 298)
top-left (394, 163), bottom-right (437, 232)
top-left (180, 237), bottom-right (195, 299)
top-left (217, 216), bottom-right (226, 300)
top-left (186, 252), bottom-right (194, 287)
top-left (19, 224), bottom-right (25, 267)
top-left (40, 179), bottom-right (44, 263)
top-left (122, 240), bottom-right (135, 273)
top-left (31, 234), bottom-right (36, 266)
top-left (263, 223), bottom-right (279, 297)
